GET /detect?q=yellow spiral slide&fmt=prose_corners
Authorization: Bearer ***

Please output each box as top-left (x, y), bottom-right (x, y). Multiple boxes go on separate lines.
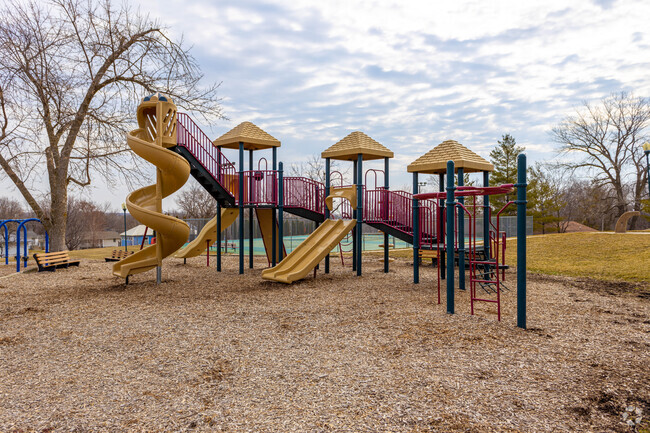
top-left (113, 93), bottom-right (190, 280)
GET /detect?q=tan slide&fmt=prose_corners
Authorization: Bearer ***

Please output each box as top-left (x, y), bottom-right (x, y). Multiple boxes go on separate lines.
top-left (255, 208), bottom-right (285, 264)
top-left (113, 93), bottom-right (190, 279)
top-left (261, 219), bottom-right (356, 284)
top-left (175, 208), bottom-right (239, 259)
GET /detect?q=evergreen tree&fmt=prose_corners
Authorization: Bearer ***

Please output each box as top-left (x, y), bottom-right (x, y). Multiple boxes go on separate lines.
top-left (527, 165), bottom-right (563, 234)
top-left (489, 134), bottom-right (524, 215)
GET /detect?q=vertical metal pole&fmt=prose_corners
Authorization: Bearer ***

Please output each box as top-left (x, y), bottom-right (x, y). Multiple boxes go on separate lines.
top-left (356, 154), bottom-right (363, 276)
top-left (239, 142), bottom-right (244, 274)
top-left (217, 202), bottom-right (222, 272)
top-left (45, 231), bottom-right (49, 253)
top-left (278, 162), bottom-right (284, 260)
top-left (483, 171), bottom-right (490, 260)
top-left (457, 167), bottom-right (465, 291)
top-left (413, 172), bottom-right (419, 284)
top-left (516, 154), bottom-right (527, 329)
top-left (206, 240), bottom-right (210, 267)
top-left (384, 157), bottom-right (390, 273)
top-left (3, 225), bottom-right (8, 265)
top-left (439, 173), bottom-right (445, 280)
top-left (123, 209), bottom-right (127, 251)
top-left (272, 147), bottom-right (277, 266)
top-left (15, 224), bottom-right (20, 272)
top-left (352, 159), bottom-right (357, 272)
top-left (446, 161), bottom-right (455, 314)
top-left (249, 150), bottom-right (254, 269)
top-left (325, 157), bottom-right (331, 274)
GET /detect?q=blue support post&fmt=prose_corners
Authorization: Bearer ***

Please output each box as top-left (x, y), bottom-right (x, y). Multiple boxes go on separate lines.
top-left (516, 154), bottom-right (528, 329)
top-left (249, 150), bottom-right (254, 269)
top-left (413, 172), bottom-right (419, 284)
top-left (384, 157), bottom-right (390, 273)
top-left (216, 203), bottom-right (222, 271)
top-left (3, 224), bottom-right (8, 265)
top-left (272, 147), bottom-right (277, 266)
top-left (278, 162), bottom-right (284, 261)
top-left (352, 159), bottom-right (357, 272)
top-left (238, 142), bottom-right (244, 274)
top-left (457, 167), bottom-right (465, 291)
top-left (356, 154), bottom-right (363, 276)
top-left (439, 173), bottom-right (445, 280)
top-left (325, 158), bottom-right (331, 274)
top-left (483, 171), bottom-right (490, 260)
top-left (16, 225), bottom-right (21, 273)
top-left (446, 161), bottom-right (456, 314)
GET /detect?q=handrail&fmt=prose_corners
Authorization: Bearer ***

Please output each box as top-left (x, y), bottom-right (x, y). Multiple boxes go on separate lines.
top-left (176, 113), bottom-right (236, 198)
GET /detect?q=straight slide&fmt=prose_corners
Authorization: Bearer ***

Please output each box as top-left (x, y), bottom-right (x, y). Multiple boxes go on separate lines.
top-left (175, 208), bottom-right (239, 259)
top-left (255, 208), bottom-right (285, 264)
top-left (261, 219), bottom-right (356, 284)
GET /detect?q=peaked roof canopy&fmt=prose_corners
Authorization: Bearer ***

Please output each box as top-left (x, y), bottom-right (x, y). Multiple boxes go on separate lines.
top-left (407, 140), bottom-right (493, 174)
top-left (212, 121), bottom-right (281, 150)
top-left (321, 131), bottom-right (394, 161)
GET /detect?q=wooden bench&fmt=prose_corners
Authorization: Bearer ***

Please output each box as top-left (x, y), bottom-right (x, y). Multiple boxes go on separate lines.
top-left (33, 251), bottom-right (81, 272)
top-left (105, 250), bottom-right (134, 262)
top-left (418, 249), bottom-right (438, 266)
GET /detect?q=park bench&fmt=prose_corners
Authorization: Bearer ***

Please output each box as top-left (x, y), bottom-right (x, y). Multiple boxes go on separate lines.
top-left (33, 251), bottom-right (81, 272)
top-left (105, 250), bottom-right (134, 262)
top-left (418, 249), bottom-right (438, 265)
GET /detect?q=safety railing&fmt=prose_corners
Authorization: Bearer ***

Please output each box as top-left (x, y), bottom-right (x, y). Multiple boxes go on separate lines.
top-left (241, 170), bottom-right (278, 206)
top-left (176, 113), bottom-right (237, 197)
top-left (283, 177), bottom-right (325, 215)
top-left (364, 188), bottom-right (436, 242)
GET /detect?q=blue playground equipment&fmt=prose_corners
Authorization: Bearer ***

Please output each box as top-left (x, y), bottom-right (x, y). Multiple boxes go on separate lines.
top-left (0, 218), bottom-right (49, 272)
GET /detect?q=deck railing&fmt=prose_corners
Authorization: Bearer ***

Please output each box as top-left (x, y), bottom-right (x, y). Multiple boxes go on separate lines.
top-left (283, 177), bottom-right (325, 215)
top-left (176, 113), bottom-right (237, 197)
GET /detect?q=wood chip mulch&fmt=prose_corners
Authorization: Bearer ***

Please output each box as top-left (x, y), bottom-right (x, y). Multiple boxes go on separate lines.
top-left (0, 255), bottom-right (648, 432)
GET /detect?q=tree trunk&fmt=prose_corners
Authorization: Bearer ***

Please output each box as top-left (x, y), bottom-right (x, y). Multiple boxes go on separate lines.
top-left (49, 183), bottom-right (68, 251)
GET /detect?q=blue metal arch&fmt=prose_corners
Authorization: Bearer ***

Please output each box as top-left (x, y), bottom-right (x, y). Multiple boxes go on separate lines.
top-left (0, 219), bottom-right (49, 272)
top-left (16, 218), bottom-right (49, 272)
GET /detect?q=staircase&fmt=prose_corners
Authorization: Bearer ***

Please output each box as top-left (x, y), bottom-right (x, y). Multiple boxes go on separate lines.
top-left (174, 113), bottom-right (236, 207)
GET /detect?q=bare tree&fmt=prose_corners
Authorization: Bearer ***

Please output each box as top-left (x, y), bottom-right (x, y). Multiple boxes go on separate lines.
top-left (0, 0), bottom-right (224, 250)
top-left (175, 183), bottom-right (218, 219)
top-left (552, 92), bottom-right (650, 227)
top-left (290, 154), bottom-right (350, 186)
top-left (65, 197), bottom-right (108, 250)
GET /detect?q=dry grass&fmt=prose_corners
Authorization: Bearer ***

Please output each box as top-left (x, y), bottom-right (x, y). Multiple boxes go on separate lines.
top-left (0, 254), bottom-right (648, 432)
top-left (384, 232), bottom-right (650, 287)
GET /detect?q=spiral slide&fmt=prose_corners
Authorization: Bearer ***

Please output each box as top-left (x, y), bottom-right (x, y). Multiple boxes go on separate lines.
top-left (113, 94), bottom-right (190, 279)
top-left (175, 208), bottom-right (239, 259)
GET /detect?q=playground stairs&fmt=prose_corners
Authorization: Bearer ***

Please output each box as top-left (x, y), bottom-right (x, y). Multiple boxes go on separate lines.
top-left (173, 113), bottom-right (236, 207)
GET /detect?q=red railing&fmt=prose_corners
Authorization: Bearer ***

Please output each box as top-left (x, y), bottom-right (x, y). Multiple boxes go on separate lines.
top-left (364, 188), bottom-right (436, 242)
top-left (242, 170), bottom-right (278, 206)
top-left (283, 177), bottom-right (325, 215)
top-left (176, 113), bottom-right (237, 198)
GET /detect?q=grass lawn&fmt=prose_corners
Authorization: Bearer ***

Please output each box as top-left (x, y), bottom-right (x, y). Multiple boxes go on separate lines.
top-left (372, 232), bottom-right (650, 286)
top-left (62, 232), bottom-right (650, 285)
top-left (509, 232), bottom-right (650, 284)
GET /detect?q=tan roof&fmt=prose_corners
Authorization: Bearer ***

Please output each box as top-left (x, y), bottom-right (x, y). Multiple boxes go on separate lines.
top-left (407, 140), bottom-right (493, 174)
top-left (212, 121), bottom-right (280, 150)
top-left (321, 131), bottom-right (394, 161)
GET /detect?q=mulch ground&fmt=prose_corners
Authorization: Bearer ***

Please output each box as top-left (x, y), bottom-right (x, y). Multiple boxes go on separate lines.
top-left (0, 255), bottom-right (648, 432)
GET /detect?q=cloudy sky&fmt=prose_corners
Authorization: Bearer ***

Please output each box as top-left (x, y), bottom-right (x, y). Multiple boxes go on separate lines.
top-left (6, 0), bottom-right (650, 208)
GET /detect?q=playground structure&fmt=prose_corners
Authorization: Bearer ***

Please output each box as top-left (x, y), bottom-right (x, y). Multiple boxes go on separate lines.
top-left (0, 218), bottom-right (49, 272)
top-left (112, 93), bottom-right (191, 283)
top-left (117, 93), bottom-right (527, 327)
